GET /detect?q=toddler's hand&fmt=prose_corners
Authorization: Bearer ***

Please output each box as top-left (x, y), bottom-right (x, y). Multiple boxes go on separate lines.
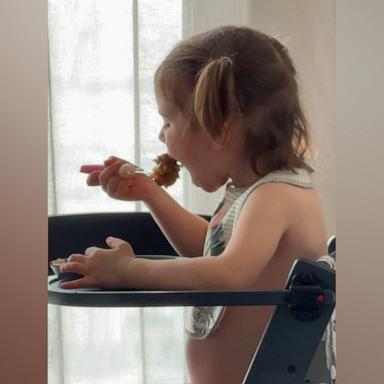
top-left (59, 237), bottom-right (135, 289)
top-left (85, 156), bottom-right (158, 202)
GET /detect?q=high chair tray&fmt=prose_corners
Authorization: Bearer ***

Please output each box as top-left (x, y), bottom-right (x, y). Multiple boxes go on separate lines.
top-left (48, 275), bottom-right (305, 308)
top-left (48, 259), bottom-right (335, 309)
top-left (48, 254), bottom-right (292, 308)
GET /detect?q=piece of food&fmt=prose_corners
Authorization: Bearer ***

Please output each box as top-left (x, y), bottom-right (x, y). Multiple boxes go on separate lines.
top-left (49, 258), bottom-right (83, 282)
top-left (50, 258), bottom-right (67, 265)
top-left (151, 154), bottom-right (180, 187)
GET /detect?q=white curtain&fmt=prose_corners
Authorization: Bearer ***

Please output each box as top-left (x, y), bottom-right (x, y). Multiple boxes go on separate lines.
top-left (48, 1), bottom-right (335, 383)
top-left (48, 1), bottom-right (191, 383)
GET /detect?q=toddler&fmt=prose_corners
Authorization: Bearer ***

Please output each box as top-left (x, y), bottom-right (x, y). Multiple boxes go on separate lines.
top-left (61, 26), bottom-right (329, 383)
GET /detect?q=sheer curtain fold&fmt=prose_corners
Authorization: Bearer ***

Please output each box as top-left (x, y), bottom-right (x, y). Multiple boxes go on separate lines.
top-left (48, 1), bottom-right (335, 382)
top-left (49, 1), bottom-right (187, 383)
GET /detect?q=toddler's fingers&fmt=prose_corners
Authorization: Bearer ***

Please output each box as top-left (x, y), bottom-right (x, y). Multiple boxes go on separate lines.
top-left (86, 171), bottom-right (102, 186)
top-left (98, 161), bottom-right (123, 191)
top-left (106, 236), bottom-right (134, 253)
top-left (59, 276), bottom-right (93, 290)
top-left (60, 261), bottom-right (86, 275)
top-left (106, 175), bottom-right (120, 196)
top-left (84, 246), bottom-right (101, 256)
top-left (104, 156), bottom-right (138, 167)
top-left (104, 156), bottom-right (123, 166)
top-left (67, 254), bottom-right (86, 264)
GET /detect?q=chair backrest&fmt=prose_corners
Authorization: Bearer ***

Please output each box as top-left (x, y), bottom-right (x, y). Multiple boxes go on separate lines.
top-left (48, 212), bottom-right (211, 274)
top-left (244, 256), bottom-right (336, 383)
top-left (48, 212), bottom-right (177, 274)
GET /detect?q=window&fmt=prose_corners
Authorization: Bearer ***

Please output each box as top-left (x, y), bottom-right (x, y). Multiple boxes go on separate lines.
top-left (48, 2), bottom-right (189, 382)
top-left (48, 0), bottom-right (183, 215)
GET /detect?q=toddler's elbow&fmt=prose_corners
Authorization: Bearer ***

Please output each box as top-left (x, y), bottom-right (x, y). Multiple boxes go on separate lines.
top-left (227, 276), bottom-right (255, 291)
top-left (209, 255), bottom-right (256, 290)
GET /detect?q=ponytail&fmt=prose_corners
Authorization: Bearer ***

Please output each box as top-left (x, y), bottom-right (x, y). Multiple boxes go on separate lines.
top-left (193, 56), bottom-right (240, 137)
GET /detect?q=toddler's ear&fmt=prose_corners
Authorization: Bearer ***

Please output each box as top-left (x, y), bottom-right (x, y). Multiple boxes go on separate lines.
top-left (211, 121), bottom-right (232, 149)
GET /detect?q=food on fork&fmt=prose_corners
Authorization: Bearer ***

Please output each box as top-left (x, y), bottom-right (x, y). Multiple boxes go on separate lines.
top-left (81, 154), bottom-right (180, 187)
top-left (118, 154), bottom-right (180, 187)
top-left (151, 154), bottom-right (181, 187)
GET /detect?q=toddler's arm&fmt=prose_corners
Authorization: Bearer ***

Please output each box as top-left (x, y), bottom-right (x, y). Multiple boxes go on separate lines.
top-left (144, 183), bottom-right (209, 257)
top-left (127, 184), bottom-right (289, 290)
top-left (61, 183), bottom-right (289, 291)
top-left (85, 157), bottom-right (209, 257)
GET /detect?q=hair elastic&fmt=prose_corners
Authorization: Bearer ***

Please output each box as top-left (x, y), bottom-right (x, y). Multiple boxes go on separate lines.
top-left (219, 56), bottom-right (233, 65)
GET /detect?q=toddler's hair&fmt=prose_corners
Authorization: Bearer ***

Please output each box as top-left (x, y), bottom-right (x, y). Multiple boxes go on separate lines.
top-left (155, 26), bottom-right (311, 175)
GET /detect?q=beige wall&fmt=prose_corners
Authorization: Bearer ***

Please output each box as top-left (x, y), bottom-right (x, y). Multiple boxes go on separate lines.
top-left (246, 0), bottom-right (336, 237)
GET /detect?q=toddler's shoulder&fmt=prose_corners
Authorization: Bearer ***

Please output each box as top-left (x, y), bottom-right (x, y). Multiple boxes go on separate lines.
top-left (245, 180), bottom-right (315, 205)
top-left (236, 183), bottom-right (297, 226)
top-left (240, 181), bottom-right (322, 224)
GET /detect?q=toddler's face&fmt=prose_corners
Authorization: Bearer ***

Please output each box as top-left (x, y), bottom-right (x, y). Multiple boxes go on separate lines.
top-left (156, 93), bottom-right (229, 192)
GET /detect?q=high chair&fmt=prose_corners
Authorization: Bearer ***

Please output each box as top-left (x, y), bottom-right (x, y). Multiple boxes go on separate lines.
top-left (48, 212), bottom-right (336, 384)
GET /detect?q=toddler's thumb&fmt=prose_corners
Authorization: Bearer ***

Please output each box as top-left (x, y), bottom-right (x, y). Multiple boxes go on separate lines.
top-left (106, 236), bottom-right (133, 252)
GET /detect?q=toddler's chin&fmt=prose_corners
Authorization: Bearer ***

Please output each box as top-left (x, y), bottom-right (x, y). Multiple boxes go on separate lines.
top-left (190, 172), bottom-right (228, 192)
top-left (193, 178), bottom-right (222, 193)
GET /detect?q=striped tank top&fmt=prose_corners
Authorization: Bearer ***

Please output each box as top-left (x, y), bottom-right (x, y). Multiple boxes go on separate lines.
top-left (184, 165), bottom-right (314, 338)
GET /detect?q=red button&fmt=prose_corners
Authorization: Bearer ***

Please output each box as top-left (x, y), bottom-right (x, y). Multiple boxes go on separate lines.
top-left (316, 294), bottom-right (325, 302)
